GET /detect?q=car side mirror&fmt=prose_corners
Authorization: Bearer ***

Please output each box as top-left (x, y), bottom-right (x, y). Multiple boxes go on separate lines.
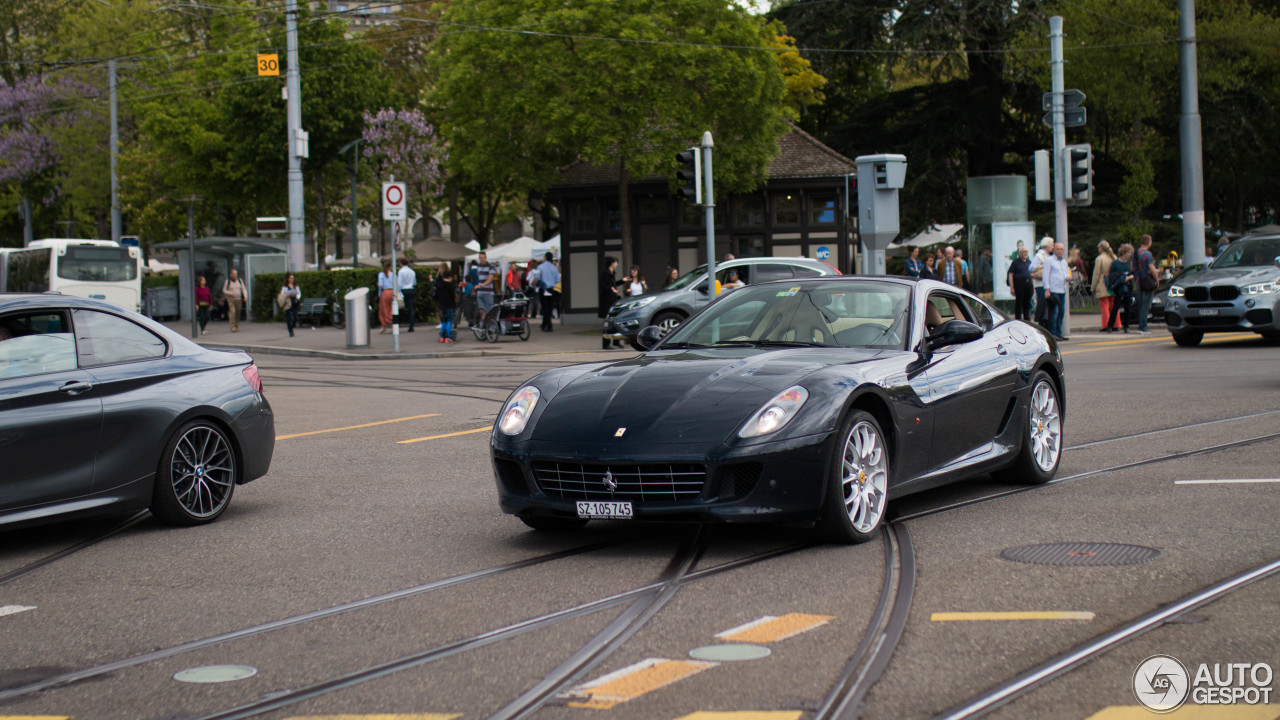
top-left (925, 320), bottom-right (984, 353)
top-left (637, 325), bottom-right (665, 350)
top-left (1274, 255), bottom-right (1280, 269)
top-left (695, 282), bottom-right (709, 294)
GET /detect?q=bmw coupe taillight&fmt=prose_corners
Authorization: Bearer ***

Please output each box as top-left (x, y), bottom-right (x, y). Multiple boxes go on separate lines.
top-left (242, 364), bottom-right (263, 394)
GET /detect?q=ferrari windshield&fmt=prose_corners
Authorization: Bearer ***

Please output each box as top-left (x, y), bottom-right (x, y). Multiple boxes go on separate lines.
top-left (661, 280), bottom-right (911, 350)
top-left (1212, 237), bottom-right (1280, 269)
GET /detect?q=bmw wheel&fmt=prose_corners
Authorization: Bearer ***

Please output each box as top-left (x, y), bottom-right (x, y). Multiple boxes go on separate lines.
top-left (818, 410), bottom-right (889, 544)
top-left (1172, 330), bottom-right (1203, 347)
top-left (994, 371), bottom-right (1062, 485)
top-left (151, 420), bottom-right (237, 526)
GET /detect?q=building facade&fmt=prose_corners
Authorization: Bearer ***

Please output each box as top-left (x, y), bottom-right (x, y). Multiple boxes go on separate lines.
top-left (545, 125), bottom-right (860, 315)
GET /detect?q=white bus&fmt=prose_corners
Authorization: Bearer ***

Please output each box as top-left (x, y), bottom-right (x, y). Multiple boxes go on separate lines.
top-left (0, 238), bottom-right (143, 312)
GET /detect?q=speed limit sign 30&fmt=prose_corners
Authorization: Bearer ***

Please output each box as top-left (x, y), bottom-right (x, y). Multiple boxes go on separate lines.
top-left (382, 181), bottom-right (407, 221)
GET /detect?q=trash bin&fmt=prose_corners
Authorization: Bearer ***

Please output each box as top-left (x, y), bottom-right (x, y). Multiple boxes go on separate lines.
top-left (345, 287), bottom-right (370, 349)
top-left (145, 286), bottom-right (179, 319)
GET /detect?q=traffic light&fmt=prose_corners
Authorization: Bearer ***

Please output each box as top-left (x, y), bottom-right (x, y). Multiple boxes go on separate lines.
top-left (1063, 143), bottom-right (1092, 206)
top-left (1029, 149), bottom-right (1051, 202)
top-left (676, 148), bottom-right (701, 204)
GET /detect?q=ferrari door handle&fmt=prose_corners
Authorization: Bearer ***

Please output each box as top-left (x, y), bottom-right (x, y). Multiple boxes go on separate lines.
top-left (996, 344), bottom-right (1008, 355)
top-left (59, 380), bottom-right (93, 396)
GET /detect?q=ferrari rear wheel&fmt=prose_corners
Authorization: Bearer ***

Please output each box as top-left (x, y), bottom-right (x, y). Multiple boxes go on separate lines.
top-left (818, 410), bottom-right (889, 544)
top-left (519, 515), bottom-right (589, 532)
top-left (994, 370), bottom-right (1062, 485)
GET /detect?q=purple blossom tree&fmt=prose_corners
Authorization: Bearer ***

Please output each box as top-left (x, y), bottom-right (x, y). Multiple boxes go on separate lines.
top-left (0, 76), bottom-right (92, 240)
top-left (362, 107), bottom-right (448, 235)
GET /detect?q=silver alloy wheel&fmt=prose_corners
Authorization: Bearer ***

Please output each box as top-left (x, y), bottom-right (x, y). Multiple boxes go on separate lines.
top-left (841, 420), bottom-right (888, 534)
top-left (170, 425), bottom-right (236, 518)
top-left (657, 315), bottom-right (683, 333)
top-left (1029, 380), bottom-right (1062, 472)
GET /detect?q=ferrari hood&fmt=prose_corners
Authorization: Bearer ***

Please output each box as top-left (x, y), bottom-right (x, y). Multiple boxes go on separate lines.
top-left (529, 347), bottom-right (878, 446)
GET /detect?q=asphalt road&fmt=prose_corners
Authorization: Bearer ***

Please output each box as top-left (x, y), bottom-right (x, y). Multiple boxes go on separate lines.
top-left (0, 332), bottom-right (1277, 720)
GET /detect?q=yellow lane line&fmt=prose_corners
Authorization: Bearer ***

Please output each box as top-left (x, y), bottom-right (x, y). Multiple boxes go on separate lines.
top-left (277, 414), bottom-right (442, 440)
top-left (285, 715), bottom-right (462, 720)
top-left (675, 707), bottom-right (803, 712)
top-left (716, 613), bottom-right (835, 643)
top-left (0, 716), bottom-right (72, 720)
top-left (1085, 705), bottom-right (1280, 719)
top-left (1062, 332), bottom-right (1257, 355)
top-left (397, 427), bottom-right (491, 444)
top-left (931, 611), bottom-right (1095, 621)
top-left (561, 658), bottom-right (716, 710)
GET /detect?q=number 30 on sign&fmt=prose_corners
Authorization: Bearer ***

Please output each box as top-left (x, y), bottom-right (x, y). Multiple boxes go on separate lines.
top-left (257, 53), bottom-right (279, 76)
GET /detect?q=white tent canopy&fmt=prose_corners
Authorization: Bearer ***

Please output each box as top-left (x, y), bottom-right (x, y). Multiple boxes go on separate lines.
top-left (465, 235), bottom-right (560, 265)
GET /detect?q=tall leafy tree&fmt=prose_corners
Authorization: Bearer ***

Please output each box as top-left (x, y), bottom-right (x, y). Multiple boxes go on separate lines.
top-left (429, 0), bottom-right (792, 262)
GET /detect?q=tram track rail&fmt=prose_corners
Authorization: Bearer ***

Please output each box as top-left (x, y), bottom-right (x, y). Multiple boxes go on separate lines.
top-left (3, 412), bottom-right (1277, 717)
top-left (0, 511), bottom-right (149, 588)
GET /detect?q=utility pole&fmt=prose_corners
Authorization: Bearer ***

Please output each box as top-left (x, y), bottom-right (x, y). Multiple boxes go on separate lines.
top-left (1049, 17), bottom-right (1071, 338)
top-left (1179, 0), bottom-right (1206, 267)
top-left (701, 131), bottom-right (715, 297)
top-left (184, 196), bottom-right (200, 339)
top-left (109, 59), bottom-right (121, 244)
top-left (285, 0), bottom-right (307, 271)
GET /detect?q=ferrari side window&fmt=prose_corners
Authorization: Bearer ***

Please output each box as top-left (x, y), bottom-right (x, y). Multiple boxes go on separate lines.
top-left (963, 297), bottom-right (994, 330)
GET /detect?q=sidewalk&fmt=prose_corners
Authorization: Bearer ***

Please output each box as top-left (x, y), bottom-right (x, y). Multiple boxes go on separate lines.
top-left (164, 315), bottom-right (616, 360)
top-left (165, 312), bottom-right (1164, 361)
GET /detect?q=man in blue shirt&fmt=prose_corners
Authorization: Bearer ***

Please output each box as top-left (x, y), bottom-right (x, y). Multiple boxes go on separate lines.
top-left (1042, 242), bottom-right (1071, 340)
top-left (1133, 234), bottom-right (1159, 334)
top-left (534, 252), bottom-right (560, 332)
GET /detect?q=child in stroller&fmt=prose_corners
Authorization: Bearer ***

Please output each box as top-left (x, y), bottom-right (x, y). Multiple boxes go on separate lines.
top-left (472, 291), bottom-right (532, 343)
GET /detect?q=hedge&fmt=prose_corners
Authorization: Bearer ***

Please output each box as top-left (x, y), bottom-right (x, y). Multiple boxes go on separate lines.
top-left (143, 274), bottom-right (180, 289)
top-left (250, 267), bottom-right (439, 324)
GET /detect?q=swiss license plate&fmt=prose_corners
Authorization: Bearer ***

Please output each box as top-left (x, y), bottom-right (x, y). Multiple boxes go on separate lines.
top-left (576, 501), bottom-right (633, 519)
top-left (1199, 308), bottom-right (1219, 316)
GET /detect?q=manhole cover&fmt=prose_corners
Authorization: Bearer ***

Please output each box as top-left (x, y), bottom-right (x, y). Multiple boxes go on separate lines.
top-left (689, 644), bottom-right (771, 662)
top-left (173, 665), bottom-right (258, 683)
top-left (1001, 542), bottom-right (1162, 567)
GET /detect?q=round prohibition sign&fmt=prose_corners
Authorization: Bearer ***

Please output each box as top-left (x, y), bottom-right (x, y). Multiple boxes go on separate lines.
top-left (385, 184), bottom-right (404, 207)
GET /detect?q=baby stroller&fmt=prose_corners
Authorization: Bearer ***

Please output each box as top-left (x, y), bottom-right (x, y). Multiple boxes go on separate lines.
top-left (473, 291), bottom-right (531, 343)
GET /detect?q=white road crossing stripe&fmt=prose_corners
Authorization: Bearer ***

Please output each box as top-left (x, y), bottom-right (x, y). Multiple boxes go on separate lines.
top-left (1174, 478), bottom-right (1280, 485)
top-left (0, 605), bottom-right (35, 618)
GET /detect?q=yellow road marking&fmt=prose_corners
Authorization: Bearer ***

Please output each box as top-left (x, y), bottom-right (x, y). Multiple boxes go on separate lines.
top-left (285, 715), bottom-right (462, 720)
top-left (1085, 705), bottom-right (1280, 719)
top-left (285, 715), bottom-right (462, 719)
top-left (397, 427), bottom-right (491, 444)
top-left (675, 714), bottom-right (804, 720)
top-left (561, 658), bottom-right (716, 710)
top-left (716, 613), bottom-right (835, 643)
top-left (1063, 332), bottom-right (1256, 355)
top-left (0, 716), bottom-right (72, 720)
top-left (675, 707), bottom-right (803, 712)
top-left (278, 414), bottom-right (442, 440)
top-left (931, 611), bottom-right (1095, 621)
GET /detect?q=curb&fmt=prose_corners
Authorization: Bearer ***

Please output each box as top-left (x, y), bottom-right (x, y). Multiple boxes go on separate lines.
top-left (200, 343), bottom-right (531, 361)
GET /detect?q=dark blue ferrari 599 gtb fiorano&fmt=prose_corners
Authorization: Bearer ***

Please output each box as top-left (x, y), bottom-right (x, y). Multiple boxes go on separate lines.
top-left (491, 277), bottom-right (1065, 543)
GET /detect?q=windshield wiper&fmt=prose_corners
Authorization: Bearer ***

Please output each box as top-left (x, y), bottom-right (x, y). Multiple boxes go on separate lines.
top-left (710, 339), bottom-right (834, 348)
top-left (660, 341), bottom-right (710, 349)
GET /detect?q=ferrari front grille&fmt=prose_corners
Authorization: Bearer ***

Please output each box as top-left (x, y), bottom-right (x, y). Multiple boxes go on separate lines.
top-left (532, 462), bottom-right (706, 502)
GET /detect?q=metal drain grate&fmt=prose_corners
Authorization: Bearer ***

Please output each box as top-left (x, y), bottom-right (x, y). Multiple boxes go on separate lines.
top-left (1000, 542), bottom-right (1162, 567)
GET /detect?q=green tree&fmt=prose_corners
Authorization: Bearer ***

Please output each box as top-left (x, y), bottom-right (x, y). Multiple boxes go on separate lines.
top-left (429, 0), bottom-right (792, 263)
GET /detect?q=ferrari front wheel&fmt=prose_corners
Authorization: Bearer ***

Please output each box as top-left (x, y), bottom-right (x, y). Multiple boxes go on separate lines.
top-left (994, 370), bottom-right (1062, 485)
top-left (818, 410), bottom-right (889, 544)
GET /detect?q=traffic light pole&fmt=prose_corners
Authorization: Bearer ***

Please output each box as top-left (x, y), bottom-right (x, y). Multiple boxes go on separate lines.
top-left (1050, 16), bottom-right (1071, 338)
top-left (1179, 0), bottom-right (1207, 267)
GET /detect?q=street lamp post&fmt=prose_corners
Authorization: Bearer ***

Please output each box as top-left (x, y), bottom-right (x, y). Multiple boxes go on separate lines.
top-left (340, 138), bottom-right (361, 269)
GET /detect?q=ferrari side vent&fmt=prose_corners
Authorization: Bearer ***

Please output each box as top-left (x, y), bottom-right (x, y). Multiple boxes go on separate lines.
top-left (996, 397), bottom-right (1018, 438)
top-left (493, 459), bottom-right (528, 494)
top-left (717, 462), bottom-right (762, 500)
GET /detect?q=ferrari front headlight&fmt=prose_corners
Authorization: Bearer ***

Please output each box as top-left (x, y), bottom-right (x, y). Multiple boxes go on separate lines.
top-left (739, 386), bottom-right (809, 438)
top-left (498, 386), bottom-right (540, 435)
